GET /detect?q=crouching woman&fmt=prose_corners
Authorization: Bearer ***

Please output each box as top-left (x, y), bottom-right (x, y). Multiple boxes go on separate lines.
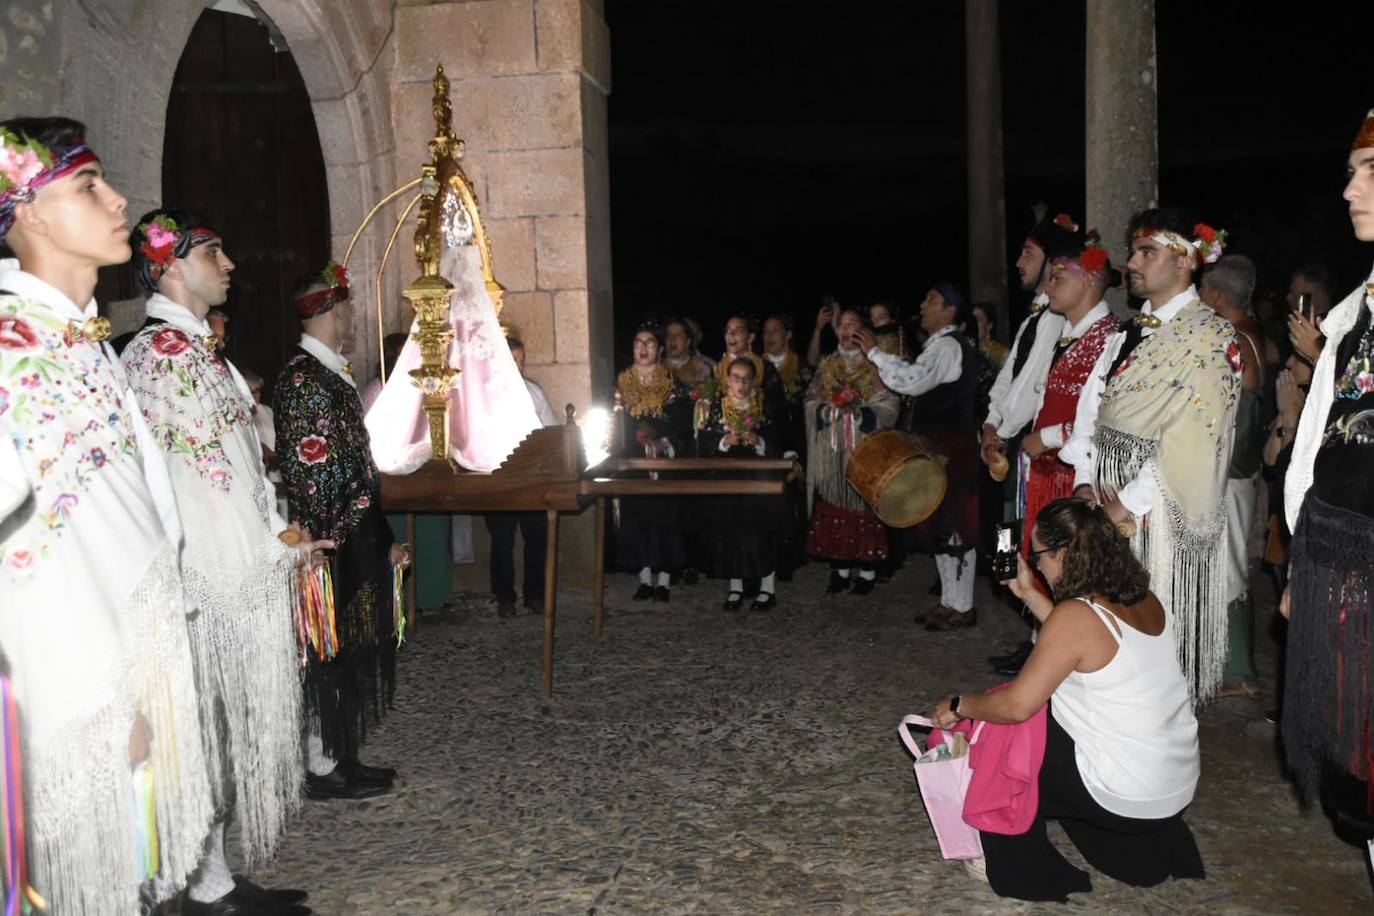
top-left (931, 498), bottom-right (1204, 901)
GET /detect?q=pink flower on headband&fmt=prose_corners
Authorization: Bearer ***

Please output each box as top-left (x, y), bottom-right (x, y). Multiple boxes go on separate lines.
top-left (146, 224), bottom-right (176, 249)
top-left (0, 146), bottom-right (43, 191)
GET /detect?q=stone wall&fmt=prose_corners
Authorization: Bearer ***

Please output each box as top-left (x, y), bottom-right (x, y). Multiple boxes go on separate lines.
top-left (391, 0), bottom-right (613, 415)
top-left (0, 0), bottom-right (612, 593)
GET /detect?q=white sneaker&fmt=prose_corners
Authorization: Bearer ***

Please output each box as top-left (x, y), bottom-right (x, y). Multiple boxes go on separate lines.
top-left (962, 855), bottom-right (989, 884)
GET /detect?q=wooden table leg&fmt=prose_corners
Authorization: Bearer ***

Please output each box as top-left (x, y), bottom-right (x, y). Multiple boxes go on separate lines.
top-left (542, 509), bottom-right (558, 696)
top-left (594, 497), bottom-right (606, 637)
top-left (406, 512), bottom-right (418, 635)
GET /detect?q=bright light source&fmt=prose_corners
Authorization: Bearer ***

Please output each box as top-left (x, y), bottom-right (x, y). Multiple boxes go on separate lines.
top-left (580, 406), bottom-right (611, 467)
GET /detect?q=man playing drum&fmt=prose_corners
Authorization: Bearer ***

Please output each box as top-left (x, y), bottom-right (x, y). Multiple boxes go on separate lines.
top-left (857, 284), bottom-right (980, 630)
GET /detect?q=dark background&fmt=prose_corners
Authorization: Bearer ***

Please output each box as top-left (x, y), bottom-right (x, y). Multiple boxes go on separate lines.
top-left (604, 0), bottom-right (1374, 363)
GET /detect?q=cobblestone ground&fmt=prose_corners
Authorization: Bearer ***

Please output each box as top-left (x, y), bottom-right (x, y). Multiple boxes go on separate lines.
top-left (252, 560), bottom-right (1372, 914)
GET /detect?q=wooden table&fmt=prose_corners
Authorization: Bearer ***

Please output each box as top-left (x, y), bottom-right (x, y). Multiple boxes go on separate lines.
top-left (382, 428), bottom-right (798, 696)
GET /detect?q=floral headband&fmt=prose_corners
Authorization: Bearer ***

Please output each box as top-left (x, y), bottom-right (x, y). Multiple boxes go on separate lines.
top-left (135, 213), bottom-right (219, 289)
top-left (0, 128), bottom-right (98, 239)
top-left (1050, 231), bottom-right (1111, 278)
top-left (1133, 223), bottom-right (1227, 266)
top-left (294, 259), bottom-right (350, 319)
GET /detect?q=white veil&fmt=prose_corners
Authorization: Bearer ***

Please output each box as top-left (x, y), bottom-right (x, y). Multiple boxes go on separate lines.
top-left (365, 243), bottom-right (540, 473)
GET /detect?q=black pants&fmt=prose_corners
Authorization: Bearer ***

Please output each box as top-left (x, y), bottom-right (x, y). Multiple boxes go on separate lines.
top-left (981, 713), bottom-right (1204, 902)
top-left (484, 511), bottom-right (547, 604)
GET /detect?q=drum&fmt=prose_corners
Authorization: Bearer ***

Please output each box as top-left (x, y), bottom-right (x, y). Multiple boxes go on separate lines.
top-left (845, 430), bottom-right (947, 527)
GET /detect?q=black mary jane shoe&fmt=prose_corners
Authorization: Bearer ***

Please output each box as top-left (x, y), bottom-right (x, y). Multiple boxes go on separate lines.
top-left (632, 583), bottom-right (654, 601)
top-left (233, 874), bottom-right (309, 907)
top-left (653, 585), bottom-right (671, 602)
top-left (339, 757), bottom-right (398, 783)
top-left (723, 593), bottom-right (744, 612)
top-left (305, 769), bottom-right (390, 801)
top-left (182, 886), bottom-right (310, 916)
top-left (750, 592), bottom-right (777, 612)
top-left (826, 571), bottom-right (851, 594)
top-left (851, 576), bottom-right (875, 596)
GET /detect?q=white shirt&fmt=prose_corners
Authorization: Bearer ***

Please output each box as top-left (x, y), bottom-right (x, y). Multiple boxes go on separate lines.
top-left (866, 325), bottom-right (963, 396)
top-left (1284, 267), bottom-right (1374, 531)
top-left (985, 293), bottom-right (1066, 437)
top-left (1051, 597), bottom-right (1199, 819)
top-left (525, 377), bottom-right (560, 427)
top-left (1062, 286), bottom-right (1198, 516)
top-left (1032, 301), bottom-right (1112, 450)
top-left (298, 333), bottom-right (355, 387)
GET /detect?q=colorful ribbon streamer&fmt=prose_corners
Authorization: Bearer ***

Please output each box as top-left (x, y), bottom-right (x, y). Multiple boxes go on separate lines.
top-left (0, 674), bottom-right (46, 914)
top-left (392, 565), bottom-right (407, 649)
top-left (131, 762), bottom-right (158, 883)
top-left (292, 561), bottom-right (338, 664)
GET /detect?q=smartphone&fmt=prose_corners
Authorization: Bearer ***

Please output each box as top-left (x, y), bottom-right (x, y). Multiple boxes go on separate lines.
top-left (992, 520), bottom-right (1021, 581)
top-left (1296, 292), bottom-right (1313, 321)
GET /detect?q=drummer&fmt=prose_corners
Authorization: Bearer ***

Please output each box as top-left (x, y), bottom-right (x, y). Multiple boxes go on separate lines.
top-left (856, 283), bottom-right (980, 630)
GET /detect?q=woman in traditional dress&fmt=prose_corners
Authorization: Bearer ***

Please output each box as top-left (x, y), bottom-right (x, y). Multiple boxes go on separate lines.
top-left (613, 322), bottom-right (695, 601)
top-left (804, 309), bottom-right (898, 594)
top-left (697, 356), bottom-right (791, 611)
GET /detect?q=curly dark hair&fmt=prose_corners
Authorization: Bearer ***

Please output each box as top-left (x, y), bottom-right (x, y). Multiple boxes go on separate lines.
top-left (1034, 497), bottom-right (1151, 605)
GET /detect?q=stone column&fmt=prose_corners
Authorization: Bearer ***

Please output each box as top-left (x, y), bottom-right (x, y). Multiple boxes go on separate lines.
top-left (1085, 0), bottom-right (1158, 290)
top-left (965, 0), bottom-right (1008, 335)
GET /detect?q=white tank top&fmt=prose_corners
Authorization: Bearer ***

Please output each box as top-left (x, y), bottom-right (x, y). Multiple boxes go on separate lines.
top-left (1050, 596), bottom-right (1200, 819)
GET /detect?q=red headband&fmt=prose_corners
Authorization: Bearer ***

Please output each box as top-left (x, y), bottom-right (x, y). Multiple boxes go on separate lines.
top-left (294, 286), bottom-right (348, 319)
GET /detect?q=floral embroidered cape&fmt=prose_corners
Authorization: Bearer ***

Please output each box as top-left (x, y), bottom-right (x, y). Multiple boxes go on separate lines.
top-left (122, 312), bottom-right (303, 865)
top-left (0, 283), bottom-right (214, 907)
top-left (274, 345), bottom-right (396, 760)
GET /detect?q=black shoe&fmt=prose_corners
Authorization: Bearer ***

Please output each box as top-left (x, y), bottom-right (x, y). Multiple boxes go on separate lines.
top-left (653, 585), bottom-right (670, 602)
top-left (305, 769), bottom-right (390, 801)
top-left (826, 571), bottom-right (851, 594)
top-left (233, 875), bottom-right (309, 908)
top-left (183, 886), bottom-right (310, 916)
top-left (851, 576), bottom-right (875, 596)
top-left (683, 568), bottom-right (700, 585)
top-left (751, 592), bottom-right (776, 612)
top-left (632, 583), bottom-right (654, 601)
top-left (723, 593), bottom-right (743, 612)
top-left (497, 599), bottom-right (517, 619)
top-left (338, 757), bottom-right (398, 783)
top-left (926, 607), bottom-right (977, 631)
top-left (987, 641), bottom-right (1033, 669)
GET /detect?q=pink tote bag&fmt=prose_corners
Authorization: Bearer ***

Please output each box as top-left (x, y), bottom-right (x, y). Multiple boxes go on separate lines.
top-left (898, 714), bottom-right (984, 860)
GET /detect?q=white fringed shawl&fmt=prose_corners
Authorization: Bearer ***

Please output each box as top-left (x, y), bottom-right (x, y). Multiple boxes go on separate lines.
top-left (1093, 300), bottom-right (1241, 703)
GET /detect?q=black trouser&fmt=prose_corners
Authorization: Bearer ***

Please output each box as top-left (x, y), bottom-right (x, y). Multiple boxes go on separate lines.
top-left (981, 712), bottom-right (1204, 902)
top-left (484, 511), bottom-right (547, 603)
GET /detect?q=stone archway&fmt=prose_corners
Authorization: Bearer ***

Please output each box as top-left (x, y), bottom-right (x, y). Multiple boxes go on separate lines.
top-left (44, 0), bottom-right (398, 379)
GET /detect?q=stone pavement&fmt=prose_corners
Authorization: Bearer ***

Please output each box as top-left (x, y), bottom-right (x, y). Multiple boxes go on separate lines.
top-left (252, 561), bottom-right (1372, 914)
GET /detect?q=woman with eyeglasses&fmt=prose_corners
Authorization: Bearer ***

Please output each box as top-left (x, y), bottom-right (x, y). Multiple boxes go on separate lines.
top-left (930, 497), bottom-right (1204, 901)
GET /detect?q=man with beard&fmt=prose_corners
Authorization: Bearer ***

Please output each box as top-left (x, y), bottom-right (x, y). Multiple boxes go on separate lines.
top-left (1062, 207), bottom-right (1240, 703)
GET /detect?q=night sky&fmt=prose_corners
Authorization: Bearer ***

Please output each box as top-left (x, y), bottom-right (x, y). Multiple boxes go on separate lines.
top-left (604, 1), bottom-right (1374, 361)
